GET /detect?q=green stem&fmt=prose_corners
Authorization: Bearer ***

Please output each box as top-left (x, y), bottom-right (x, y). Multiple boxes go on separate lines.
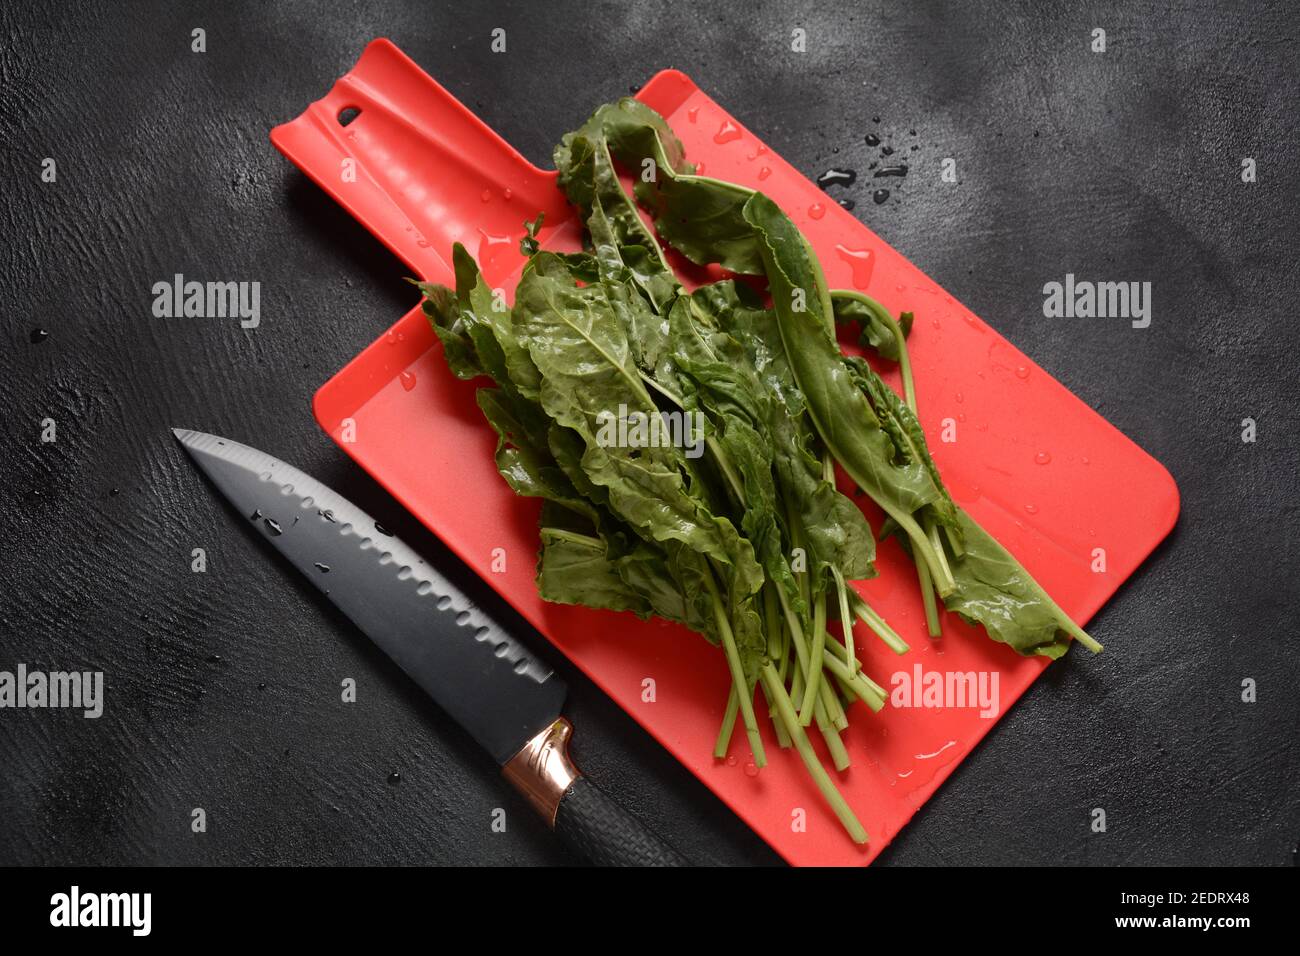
top-left (761, 586), bottom-right (791, 748)
top-left (714, 686), bottom-right (740, 759)
top-left (855, 595), bottom-right (911, 655)
top-left (925, 516), bottom-right (955, 595)
top-left (944, 522), bottom-right (965, 559)
top-left (819, 675), bottom-right (848, 731)
top-left (1049, 605), bottom-right (1103, 653)
top-left (830, 290), bottom-right (916, 407)
top-left (776, 617), bottom-right (791, 682)
top-left (819, 720), bottom-right (851, 771)
top-left (820, 641), bottom-right (887, 711)
top-left (917, 552), bottom-right (944, 638)
top-left (761, 679), bottom-right (791, 749)
top-left (859, 670), bottom-right (887, 701)
top-left (798, 589), bottom-right (828, 727)
top-left (704, 572), bottom-right (767, 768)
top-left (830, 566), bottom-right (855, 672)
top-left (828, 657), bottom-right (886, 712)
top-left (776, 587), bottom-right (810, 677)
top-left (832, 672), bottom-right (858, 707)
top-left (760, 663), bottom-right (868, 844)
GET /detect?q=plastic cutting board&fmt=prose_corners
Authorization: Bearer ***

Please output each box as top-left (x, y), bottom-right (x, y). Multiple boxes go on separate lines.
top-left (271, 38), bottom-right (1180, 866)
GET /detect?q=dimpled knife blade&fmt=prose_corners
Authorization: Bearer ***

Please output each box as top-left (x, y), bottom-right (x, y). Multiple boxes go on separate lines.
top-left (172, 428), bottom-right (567, 765)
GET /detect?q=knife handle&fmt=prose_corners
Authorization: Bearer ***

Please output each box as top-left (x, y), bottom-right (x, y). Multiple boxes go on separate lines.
top-left (503, 718), bottom-right (688, 867)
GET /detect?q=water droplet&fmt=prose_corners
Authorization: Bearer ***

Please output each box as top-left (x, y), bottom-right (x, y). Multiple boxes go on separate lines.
top-left (743, 761), bottom-right (759, 777)
top-left (746, 144), bottom-right (768, 160)
top-left (29, 328), bottom-right (49, 344)
top-left (1015, 365), bottom-right (1030, 380)
top-left (872, 188), bottom-right (890, 204)
top-left (257, 682), bottom-right (267, 691)
top-left (1025, 503), bottom-right (1039, 515)
top-left (399, 370), bottom-right (417, 392)
top-left (314, 562), bottom-right (330, 573)
top-left (694, 161), bottom-right (706, 174)
top-left (375, 521), bottom-right (393, 536)
top-left (207, 654), bottom-right (222, 663)
top-left (503, 187), bottom-right (512, 200)
top-left (808, 202), bottom-right (826, 220)
top-left (881, 145), bottom-right (895, 156)
top-left (480, 188), bottom-right (491, 202)
top-left (957, 412), bottom-right (967, 422)
top-left (264, 517), bottom-right (283, 536)
top-left (835, 245), bottom-right (876, 289)
top-left (864, 133), bottom-right (880, 147)
top-left (385, 329), bottom-right (399, 346)
top-left (839, 198), bottom-right (856, 211)
top-left (874, 163), bottom-right (908, 178)
top-left (387, 772), bottom-right (401, 785)
top-left (249, 508), bottom-right (263, 521)
top-left (725, 755), bottom-right (738, 767)
top-left (687, 105), bottom-right (700, 124)
top-left (318, 508), bottom-right (336, 522)
top-left (757, 166), bottom-right (772, 181)
top-left (713, 120), bottom-right (742, 144)
top-left (1034, 451), bottom-right (1052, 465)
top-left (475, 228), bottom-right (514, 274)
top-left (816, 167), bottom-right (857, 189)
top-left (872, 116), bottom-right (881, 124)
top-left (1081, 456), bottom-right (1091, 466)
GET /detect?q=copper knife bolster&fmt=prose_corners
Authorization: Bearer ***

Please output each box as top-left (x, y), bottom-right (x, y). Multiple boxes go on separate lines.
top-left (502, 717), bottom-right (580, 827)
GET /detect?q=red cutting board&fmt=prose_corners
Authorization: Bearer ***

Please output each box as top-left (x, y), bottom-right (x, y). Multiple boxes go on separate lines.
top-left (271, 39), bottom-right (1179, 866)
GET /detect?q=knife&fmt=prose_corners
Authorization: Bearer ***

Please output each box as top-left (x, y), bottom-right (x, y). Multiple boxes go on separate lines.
top-left (173, 428), bottom-right (687, 867)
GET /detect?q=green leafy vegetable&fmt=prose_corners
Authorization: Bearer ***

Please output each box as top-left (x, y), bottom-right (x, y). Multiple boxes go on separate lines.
top-left (416, 95), bottom-right (1101, 847)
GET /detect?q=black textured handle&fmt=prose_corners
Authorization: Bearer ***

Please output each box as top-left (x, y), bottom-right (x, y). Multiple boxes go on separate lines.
top-left (554, 776), bottom-right (689, 867)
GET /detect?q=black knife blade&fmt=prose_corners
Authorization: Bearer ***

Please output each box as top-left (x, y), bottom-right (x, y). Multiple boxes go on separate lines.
top-left (173, 428), bottom-right (686, 866)
top-left (172, 427), bottom-right (565, 763)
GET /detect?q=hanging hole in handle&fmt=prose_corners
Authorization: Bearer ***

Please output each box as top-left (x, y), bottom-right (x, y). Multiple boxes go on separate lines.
top-left (337, 106), bottom-right (362, 127)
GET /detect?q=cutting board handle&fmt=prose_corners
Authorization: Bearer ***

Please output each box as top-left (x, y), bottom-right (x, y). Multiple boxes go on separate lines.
top-left (270, 38), bottom-right (571, 287)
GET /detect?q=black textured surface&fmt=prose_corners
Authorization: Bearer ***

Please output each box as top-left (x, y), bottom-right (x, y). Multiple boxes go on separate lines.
top-left (2, 1), bottom-right (1297, 867)
top-left (555, 776), bottom-right (688, 867)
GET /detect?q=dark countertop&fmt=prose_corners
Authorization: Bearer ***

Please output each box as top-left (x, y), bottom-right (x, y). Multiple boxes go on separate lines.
top-left (3, 0), bottom-right (1297, 866)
